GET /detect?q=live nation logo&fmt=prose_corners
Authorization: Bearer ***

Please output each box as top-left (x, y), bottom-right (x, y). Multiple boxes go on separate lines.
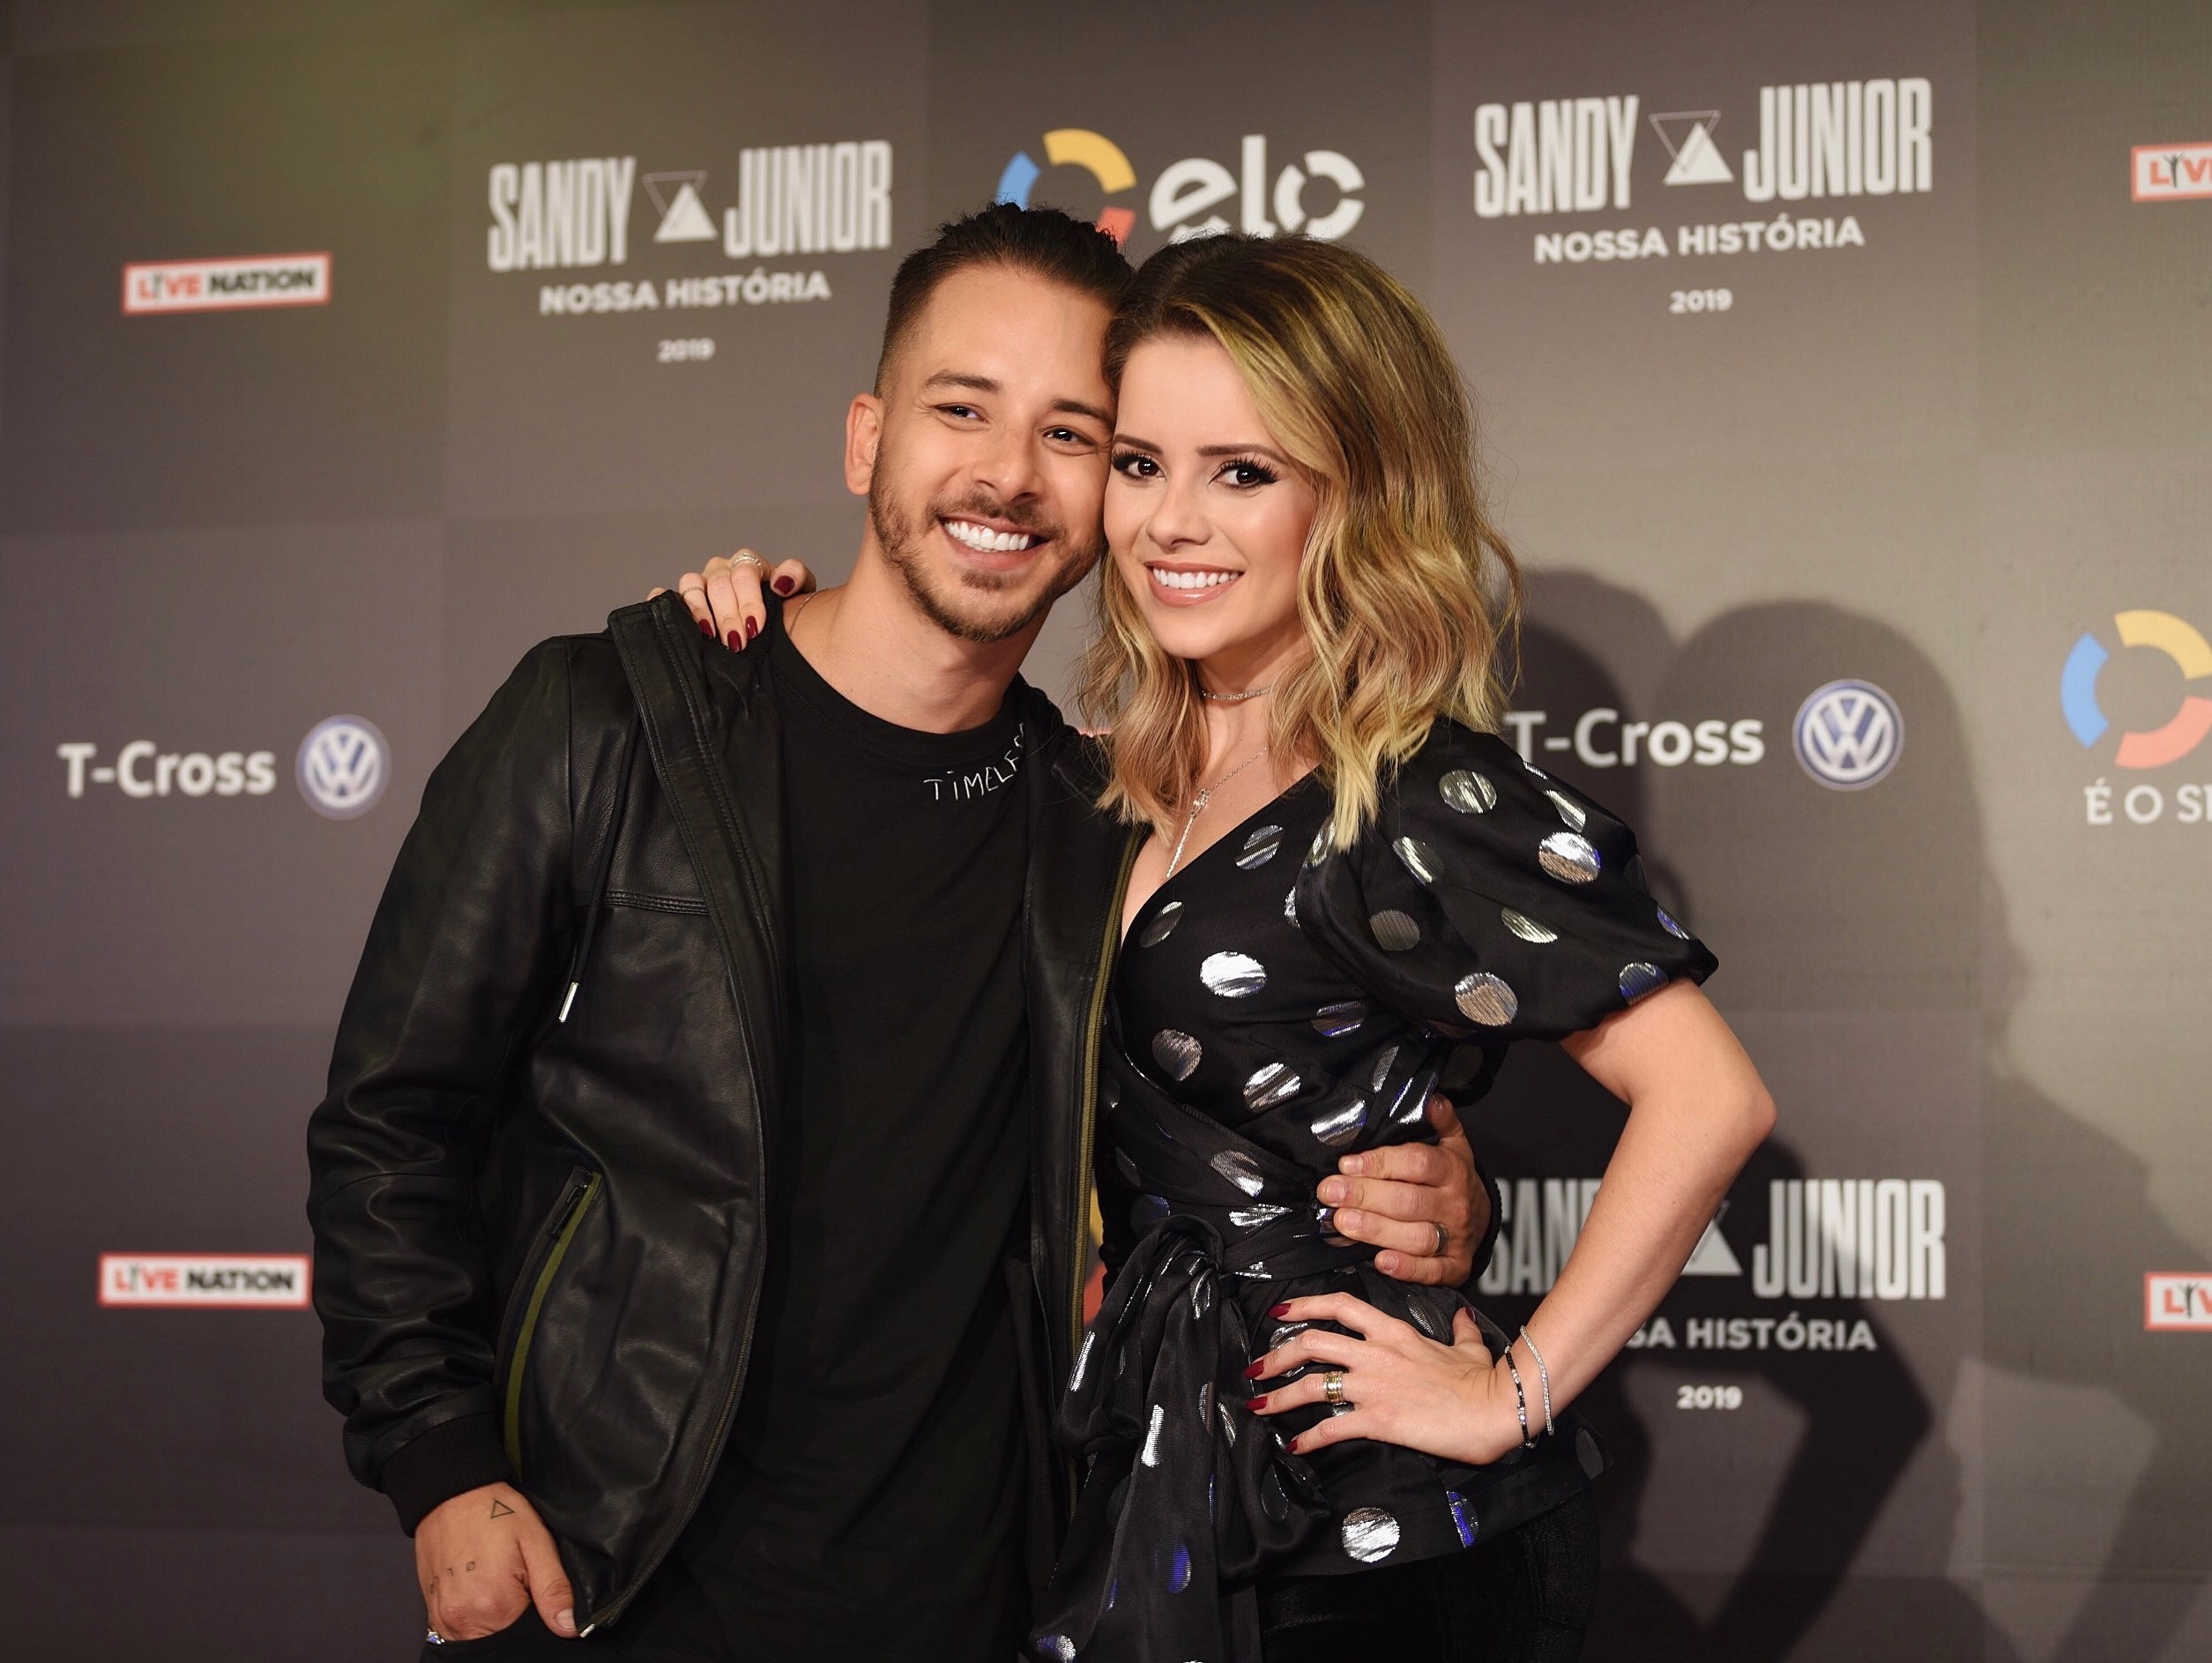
top-left (122, 252), bottom-right (331, 315)
top-left (99, 1253), bottom-right (311, 1309)
top-left (2144, 1272), bottom-right (2212, 1331)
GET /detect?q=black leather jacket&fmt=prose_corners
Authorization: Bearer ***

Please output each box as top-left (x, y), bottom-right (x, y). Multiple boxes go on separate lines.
top-left (306, 594), bottom-right (1136, 1631)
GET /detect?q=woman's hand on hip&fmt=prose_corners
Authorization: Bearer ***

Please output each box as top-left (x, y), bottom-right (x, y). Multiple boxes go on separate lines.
top-left (1243, 1290), bottom-right (1525, 1467)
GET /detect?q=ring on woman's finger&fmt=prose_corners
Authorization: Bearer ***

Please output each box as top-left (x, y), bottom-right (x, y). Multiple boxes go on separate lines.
top-left (1322, 1368), bottom-right (1346, 1406)
top-left (729, 551), bottom-right (769, 572)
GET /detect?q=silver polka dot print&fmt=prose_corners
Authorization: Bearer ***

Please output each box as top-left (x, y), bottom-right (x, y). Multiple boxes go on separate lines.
top-left (1369, 910), bottom-right (1420, 951)
top-left (1311, 1000), bottom-right (1366, 1037)
top-left (1243, 1062), bottom-right (1302, 1111)
top-left (1341, 1506), bottom-right (1402, 1563)
top-left (1199, 950), bottom-right (1267, 997)
top-left (1151, 1029), bottom-right (1202, 1080)
top-left (1619, 961), bottom-right (1669, 1003)
top-left (1210, 1148), bottom-right (1266, 1197)
top-left (1454, 972), bottom-right (1520, 1026)
top-left (1309, 1098), bottom-right (1368, 1147)
top-left (1501, 907), bottom-right (1558, 943)
top-left (1657, 906), bottom-right (1691, 940)
top-left (1545, 788), bottom-right (1587, 832)
top-left (1138, 900), bottom-right (1184, 947)
top-left (1392, 836), bottom-right (1441, 886)
top-left (1236, 824), bottom-right (1285, 870)
top-left (1538, 831), bottom-right (1601, 884)
top-left (1439, 768), bottom-right (1497, 814)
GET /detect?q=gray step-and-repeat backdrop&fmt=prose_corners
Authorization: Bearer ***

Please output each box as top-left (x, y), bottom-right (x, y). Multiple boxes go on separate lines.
top-left (2, 3), bottom-right (2206, 1659)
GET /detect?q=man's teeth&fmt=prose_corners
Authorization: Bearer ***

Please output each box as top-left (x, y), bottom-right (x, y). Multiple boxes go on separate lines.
top-left (1151, 568), bottom-right (1238, 591)
top-left (944, 519), bottom-right (1040, 555)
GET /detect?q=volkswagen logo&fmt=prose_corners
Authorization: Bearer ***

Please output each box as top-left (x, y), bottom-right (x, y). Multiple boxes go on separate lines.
top-left (1793, 681), bottom-right (1902, 790)
top-left (296, 716), bottom-right (390, 819)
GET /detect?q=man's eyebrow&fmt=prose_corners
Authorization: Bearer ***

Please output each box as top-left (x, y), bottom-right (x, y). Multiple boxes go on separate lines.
top-left (920, 371), bottom-right (1111, 429)
top-left (920, 371), bottom-right (1000, 395)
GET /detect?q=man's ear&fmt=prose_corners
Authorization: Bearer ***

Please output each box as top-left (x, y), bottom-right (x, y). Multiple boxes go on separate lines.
top-left (845, 393), bottom-right (883, 497)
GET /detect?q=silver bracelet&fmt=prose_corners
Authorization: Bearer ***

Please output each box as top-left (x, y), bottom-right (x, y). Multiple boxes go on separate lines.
top-left (1500, 1344), bottom-right (1533, 1448)
top-left (1518, 1325), bottom-right (1555, 1436)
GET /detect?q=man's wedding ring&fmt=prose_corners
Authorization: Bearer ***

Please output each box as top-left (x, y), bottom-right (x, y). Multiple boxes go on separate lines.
top-left (1430, 1220), bottom-right (1449, 1257)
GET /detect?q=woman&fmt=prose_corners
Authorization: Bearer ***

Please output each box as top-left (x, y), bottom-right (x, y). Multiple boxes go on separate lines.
top-left (674, 234), bottom-right (1773, 1662)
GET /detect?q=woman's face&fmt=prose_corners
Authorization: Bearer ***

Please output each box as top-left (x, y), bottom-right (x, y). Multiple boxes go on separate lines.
top-left (1105, 334), bottom-right (1319, 681)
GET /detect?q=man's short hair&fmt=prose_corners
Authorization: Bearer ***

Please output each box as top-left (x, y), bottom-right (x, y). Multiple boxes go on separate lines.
top-left (875, 203), bottom-right (1133, 393)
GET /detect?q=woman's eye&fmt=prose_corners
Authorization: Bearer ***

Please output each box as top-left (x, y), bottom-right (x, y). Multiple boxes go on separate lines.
top-left (1223, 459), bottom-right (1278, 488)
top-left (1112, 452), bottom-right (1159, 478)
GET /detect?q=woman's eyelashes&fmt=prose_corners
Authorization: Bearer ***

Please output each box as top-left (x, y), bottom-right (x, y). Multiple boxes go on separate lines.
top-left (1218, 455), bottom-right (1279, 488)
top-left (1109, 451), bottom-right (1280, 489)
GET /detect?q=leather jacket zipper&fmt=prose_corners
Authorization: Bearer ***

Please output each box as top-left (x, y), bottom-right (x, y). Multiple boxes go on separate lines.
top-left (501, 1167), bottom-right (603, 1469)
top-left (1069, 834), bottom-right (1143, 1372)
top-left (580, 668), bottom-right (782, 1633)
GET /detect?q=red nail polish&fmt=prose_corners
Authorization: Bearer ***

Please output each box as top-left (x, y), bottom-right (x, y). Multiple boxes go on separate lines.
top-left (726, 629), bottom-right (741, 651)
top-left (1270, 1302), bottom-right (1292, 1318)
top-left (745, 615), bottom-right (759, 642)
top-left (1243, 1361), bottom-right (1265, 1379)
top-left (697, 618), bottom-right (713, 638)
top-left (772, 575), bottom-right (794, 596)
top-left (1246, 1395), bottom-right (1268, 1412)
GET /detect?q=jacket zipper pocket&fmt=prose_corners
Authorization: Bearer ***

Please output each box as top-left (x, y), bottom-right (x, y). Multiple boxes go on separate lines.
top-left (500, 1167), bottom-right (603, 1470)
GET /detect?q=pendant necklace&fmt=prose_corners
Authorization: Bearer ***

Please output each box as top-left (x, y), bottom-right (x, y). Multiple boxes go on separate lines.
top-left (1165, 745), bottom-right (1270, 878)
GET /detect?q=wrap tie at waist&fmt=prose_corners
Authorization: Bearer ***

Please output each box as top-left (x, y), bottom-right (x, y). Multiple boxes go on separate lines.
top-left (1032, 1211), bottom-right (1367, 1663)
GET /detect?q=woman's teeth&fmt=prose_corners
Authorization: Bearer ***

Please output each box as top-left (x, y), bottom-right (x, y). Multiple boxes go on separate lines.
top-left (944, 519), bottom-right (1039, 554)
top-left (1151, 568), bottom-right (1238, 591)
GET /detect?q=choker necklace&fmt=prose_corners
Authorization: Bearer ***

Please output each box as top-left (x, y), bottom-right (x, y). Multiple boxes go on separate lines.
top-left (1165, 747), bottom-right (1270, 878)
top-left (1198, 682), bottom-right (1275, 703)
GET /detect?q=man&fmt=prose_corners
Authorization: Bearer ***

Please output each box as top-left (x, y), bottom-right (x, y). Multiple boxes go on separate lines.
top-left (308, 205), bottom-right (1486, 1662)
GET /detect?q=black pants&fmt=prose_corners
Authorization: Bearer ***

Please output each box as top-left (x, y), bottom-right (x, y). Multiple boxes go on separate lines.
top-left (422, 1488), bottom-right (1599, 1663)
top-left (1255, 1486), bottom-right (1600, 1663)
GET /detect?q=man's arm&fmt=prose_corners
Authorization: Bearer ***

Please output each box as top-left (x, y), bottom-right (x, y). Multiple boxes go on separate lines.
top-left (305, 639), bottom-right (585, 1638)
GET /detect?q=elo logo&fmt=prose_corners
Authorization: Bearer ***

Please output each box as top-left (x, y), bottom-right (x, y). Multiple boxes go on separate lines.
top-left (1793, 681), bottom-right (1903, 790)
top-left (2060, 610), bottom-right (2212, 769)
top-left (297, 716), bottom-right (389, 819)
top-left (996, 129), bottom-right (1364, 247)
top-left (997, 130), bottom-right (1140, 243)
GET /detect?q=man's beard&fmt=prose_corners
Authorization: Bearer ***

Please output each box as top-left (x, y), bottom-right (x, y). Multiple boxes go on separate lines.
top-left (869, 473), bottom-right (1102, 645)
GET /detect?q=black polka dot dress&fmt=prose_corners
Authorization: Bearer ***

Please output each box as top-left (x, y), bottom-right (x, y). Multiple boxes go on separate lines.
top-left (1031, 720), bottom-right (1717, 1663)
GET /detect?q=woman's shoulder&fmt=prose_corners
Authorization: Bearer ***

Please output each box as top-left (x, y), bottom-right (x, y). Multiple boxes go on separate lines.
top-left (1371, 716), bottom-right (1621, 856)
top-left (1297, 715), bottom-right (1715, 1042)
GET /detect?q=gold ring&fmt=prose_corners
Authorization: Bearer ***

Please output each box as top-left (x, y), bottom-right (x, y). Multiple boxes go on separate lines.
top-left (1323, 1368), bottom-right (1346, 1406)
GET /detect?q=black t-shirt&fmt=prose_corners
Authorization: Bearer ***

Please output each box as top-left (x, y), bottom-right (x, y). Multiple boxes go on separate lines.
top-left (671, 623), bottom-right (1033, 1659)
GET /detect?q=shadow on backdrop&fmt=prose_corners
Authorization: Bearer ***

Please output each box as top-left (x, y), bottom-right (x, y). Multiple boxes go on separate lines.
top-left (1462, 573), bottom-right (2196, 1659)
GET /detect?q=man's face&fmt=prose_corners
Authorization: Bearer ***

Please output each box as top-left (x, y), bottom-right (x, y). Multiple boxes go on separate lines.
top-left (853, 265), bottom-right (1115, 644)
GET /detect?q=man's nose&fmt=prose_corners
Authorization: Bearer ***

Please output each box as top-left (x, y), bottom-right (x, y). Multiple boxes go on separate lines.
top-left (971, 425), bottom-right (1044, 503)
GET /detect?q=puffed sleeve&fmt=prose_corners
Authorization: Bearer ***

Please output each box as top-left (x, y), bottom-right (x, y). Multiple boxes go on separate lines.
top-left (1293, 722), bottom-right (1716, 1042)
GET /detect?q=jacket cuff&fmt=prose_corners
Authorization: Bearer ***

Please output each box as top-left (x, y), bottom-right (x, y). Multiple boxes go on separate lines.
top-left (381, 1414), bottom-right (513, 1535)
top-left (1465, 1161), bottom-right (1506, 1296)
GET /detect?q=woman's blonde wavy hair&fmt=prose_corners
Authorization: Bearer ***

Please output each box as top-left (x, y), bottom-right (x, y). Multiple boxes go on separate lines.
top-left (1076, 234), bottom-right (1523, 852)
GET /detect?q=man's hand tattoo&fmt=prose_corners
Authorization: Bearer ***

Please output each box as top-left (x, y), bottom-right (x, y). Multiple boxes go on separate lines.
top-left (490, 1498), bottom-right (514, 1518)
